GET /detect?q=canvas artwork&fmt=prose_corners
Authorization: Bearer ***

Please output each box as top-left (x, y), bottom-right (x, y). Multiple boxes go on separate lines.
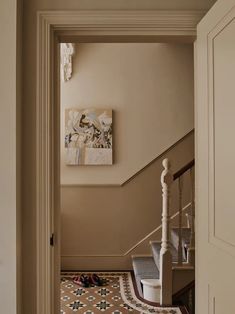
top-left (65, 108), bottom-right (113, 165)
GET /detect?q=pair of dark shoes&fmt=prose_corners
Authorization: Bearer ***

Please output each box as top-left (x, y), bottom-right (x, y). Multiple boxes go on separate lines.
top-left (73, 274), bottom-right (105, 287)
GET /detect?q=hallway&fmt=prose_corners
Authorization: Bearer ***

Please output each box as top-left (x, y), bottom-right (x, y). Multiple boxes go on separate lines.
top-left (60, 272), bottom-right (182, 314)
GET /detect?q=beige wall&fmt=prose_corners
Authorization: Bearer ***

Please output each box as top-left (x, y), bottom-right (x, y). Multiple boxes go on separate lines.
top-left (0, 0), bottom-right (19, 313)
top-left (22, 0), bottom-right (216, 312)
top-left (60, 42), bottom-right (195, 270)
top-left (61, 43), bottom-right (194, 185)
top-left (61, 132), bottom-right (194, 270)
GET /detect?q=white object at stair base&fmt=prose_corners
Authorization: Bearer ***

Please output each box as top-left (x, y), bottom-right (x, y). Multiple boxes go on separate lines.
top-left (141, 279), bottom-right (161, 303)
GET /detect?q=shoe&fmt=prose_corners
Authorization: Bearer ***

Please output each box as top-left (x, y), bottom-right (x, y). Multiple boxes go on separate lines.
top-left (89, 273), bottom-right (105, 286)
top-left (73, 274), bottom-right (90, 287)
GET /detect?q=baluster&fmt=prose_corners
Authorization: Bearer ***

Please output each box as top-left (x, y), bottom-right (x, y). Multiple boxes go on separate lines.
top-left (177, 176), bottom-right (183, 265)
top-left (160, 158), bottom-right (173, 305)
top-left (187, 167), bottom-right (195, 265)
top-left (185, 213), bottom-right (191, 228)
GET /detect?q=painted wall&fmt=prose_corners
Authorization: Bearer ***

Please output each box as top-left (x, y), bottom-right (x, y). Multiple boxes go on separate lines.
top-left (61, 132), bottom-right (194, 270)
top-left (61, 43), bottom-right (194, 185)
top-left (60, 42), bottom-right (194, 269)
top-left (22, 0), bottom-right (216, 312)
top-left (0, 0), bottom-right (20, 313)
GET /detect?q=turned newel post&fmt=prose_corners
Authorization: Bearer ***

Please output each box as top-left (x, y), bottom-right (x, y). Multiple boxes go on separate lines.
top-left (160, 158), bottom-right (173, 306)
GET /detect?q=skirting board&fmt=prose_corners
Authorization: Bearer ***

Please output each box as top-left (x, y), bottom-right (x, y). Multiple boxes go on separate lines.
top-left (61, 255), bottom-right (134, 270)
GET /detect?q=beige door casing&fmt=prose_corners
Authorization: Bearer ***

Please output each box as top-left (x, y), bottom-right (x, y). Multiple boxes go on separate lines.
top-left (36, 10), bottom-right (204, 314)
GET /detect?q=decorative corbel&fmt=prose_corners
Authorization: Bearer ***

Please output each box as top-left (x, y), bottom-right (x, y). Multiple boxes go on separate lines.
top-left (60, 43), bottom-right (75, 82)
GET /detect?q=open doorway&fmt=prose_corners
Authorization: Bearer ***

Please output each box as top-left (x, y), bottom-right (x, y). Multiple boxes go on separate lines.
top-left (59, 42), bottom-right (195, 314)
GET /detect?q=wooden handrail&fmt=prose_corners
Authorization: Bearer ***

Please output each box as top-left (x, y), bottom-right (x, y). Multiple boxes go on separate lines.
top-left (173, 159), bottom-right (195, 181)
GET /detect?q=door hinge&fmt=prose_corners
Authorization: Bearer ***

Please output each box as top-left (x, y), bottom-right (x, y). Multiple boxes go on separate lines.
top-left (50, 233), bottom-right (55, 246)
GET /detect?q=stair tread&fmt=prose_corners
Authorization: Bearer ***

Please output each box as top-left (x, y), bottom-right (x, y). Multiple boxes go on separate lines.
top-left (151, 241), bottom-right (180, 263)
top-left (132, 256), bottom-right (159, 278)
top-left (171, 227), bottom-right (191, 246)
top-left (132, 256), bottom-right (160, 298)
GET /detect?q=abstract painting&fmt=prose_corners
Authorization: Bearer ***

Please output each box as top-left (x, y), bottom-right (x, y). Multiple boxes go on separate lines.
top-left (65, 108), bottom-right (112, 165)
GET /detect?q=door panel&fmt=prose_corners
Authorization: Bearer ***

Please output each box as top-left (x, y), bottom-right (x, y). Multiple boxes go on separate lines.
top-left (196, 1), bottom-right (235, 313)
top-left (208, 6), bottom-right (235, 255)
top-left (213, 17), bottom-right (235, 249)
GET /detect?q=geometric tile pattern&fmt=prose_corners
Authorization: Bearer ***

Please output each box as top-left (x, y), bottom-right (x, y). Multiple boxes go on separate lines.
top-left (61, 272), bottom-right (182, 314)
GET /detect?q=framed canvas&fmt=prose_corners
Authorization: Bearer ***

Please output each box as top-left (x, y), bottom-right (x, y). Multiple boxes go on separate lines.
top-left (65, 108), bottom-right (113, 165)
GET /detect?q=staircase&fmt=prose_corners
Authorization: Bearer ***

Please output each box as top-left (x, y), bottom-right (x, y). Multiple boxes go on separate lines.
top-left (132, 158), bottom-right (195, 306)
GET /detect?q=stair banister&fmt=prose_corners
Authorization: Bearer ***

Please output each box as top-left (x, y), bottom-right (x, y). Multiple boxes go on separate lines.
top-left (177, 176), bottom-right (183, 266)
top-left (173, 159), bottom-right (195, 266)
top-left (173, 160), bottom-right (195, 181)
top-left (160, 158), bottom-right (173, 305)
top-left (187, 168), bottom-right (195, 265)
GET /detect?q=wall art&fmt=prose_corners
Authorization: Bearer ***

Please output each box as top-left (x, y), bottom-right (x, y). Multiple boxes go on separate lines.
top-left (65, 108), bottom-right (113, 165)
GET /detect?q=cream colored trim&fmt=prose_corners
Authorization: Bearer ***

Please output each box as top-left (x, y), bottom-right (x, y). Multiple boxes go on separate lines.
top-left (36, 13), bottom-right (53, 314)
top-left (36, 10), bottom-right (203, 314)
top-left (61, 203), bottom-right (191, 258)
top-left (38, 10), bottom-right (205, 39)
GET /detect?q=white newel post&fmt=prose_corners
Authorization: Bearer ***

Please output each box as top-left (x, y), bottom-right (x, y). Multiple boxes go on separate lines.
top-left (160, 159), bottom-right (173, 305)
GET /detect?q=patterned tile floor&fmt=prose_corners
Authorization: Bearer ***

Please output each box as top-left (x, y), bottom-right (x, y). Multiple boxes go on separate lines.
top-left (60, 272), bottom-right (182, 314)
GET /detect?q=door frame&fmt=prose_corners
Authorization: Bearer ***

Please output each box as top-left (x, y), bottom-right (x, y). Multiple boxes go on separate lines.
top-left (36, 10), bottom-right (204, 314)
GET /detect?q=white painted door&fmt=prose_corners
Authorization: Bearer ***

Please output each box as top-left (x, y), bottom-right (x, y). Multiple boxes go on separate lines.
top-left (196, 0), bottom-right (235, 313)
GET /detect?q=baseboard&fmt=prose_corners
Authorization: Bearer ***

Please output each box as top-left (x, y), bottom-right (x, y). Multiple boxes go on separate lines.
top-left (61, 255), bottom-right (133, 270)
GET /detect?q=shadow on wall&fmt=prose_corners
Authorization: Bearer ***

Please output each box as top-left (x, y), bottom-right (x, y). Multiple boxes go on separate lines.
top-left (61, 132), bottom-right (194, 270)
